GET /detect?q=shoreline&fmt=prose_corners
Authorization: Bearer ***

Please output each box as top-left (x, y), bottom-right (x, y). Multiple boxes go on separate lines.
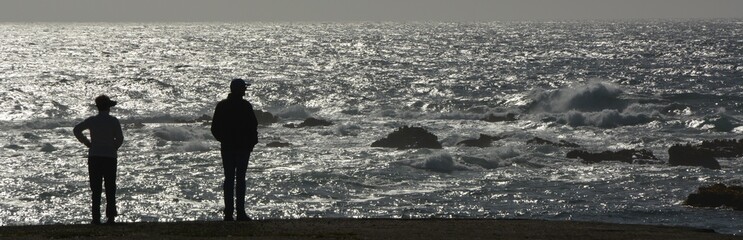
top-left (0, 218), bottom-right (740, 240)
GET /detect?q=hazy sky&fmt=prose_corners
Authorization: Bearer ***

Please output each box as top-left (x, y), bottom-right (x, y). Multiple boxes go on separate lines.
top-left (1, 0), bottom-right (741, 22)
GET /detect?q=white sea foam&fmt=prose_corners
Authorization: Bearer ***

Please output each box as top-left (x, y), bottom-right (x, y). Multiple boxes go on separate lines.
top-left (434, 111), bottom-right (483, 120)
top-left (180, 141), bottom-right (212, 152)
top-left (332, 124), bottom-right (361, 136)
top-left (401, 153), bottom-right (471, 173)
top-left (527, 83), bottom-right (660, 128)
top-left (489, 146), bottom-right (521, 160)
top-left (439, 133), bottom-right (476, 147)
top-left (273, 105), bottom-right (313, 120)
top-left (557, 109), bottom-right (656, 128)
top-left (460, 156), bottom-right (499, 169)
top-left (461, 146), bottom-right (521, 169)
top-left (691, 113), bottom-right (742, 132)
top-left (371, 109), bottom-right (422, 119)
top-left (528, 82), bottom-right (627, 113)
top-left (154, 126), bottom-right (193, 141)
top-left (153, 126), bottom-right (210, 142)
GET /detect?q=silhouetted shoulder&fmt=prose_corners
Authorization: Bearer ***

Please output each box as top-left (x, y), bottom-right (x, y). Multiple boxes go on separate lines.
top-left (75, 116), bottom-right (94, 129)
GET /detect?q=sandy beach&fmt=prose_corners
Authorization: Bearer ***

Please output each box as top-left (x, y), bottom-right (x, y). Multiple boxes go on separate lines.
top-left (0, 219), bottom-right (740, 240)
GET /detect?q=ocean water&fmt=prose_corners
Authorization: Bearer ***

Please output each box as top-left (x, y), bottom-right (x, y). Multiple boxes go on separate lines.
top-left (1, 21), bottom-right (743, 234)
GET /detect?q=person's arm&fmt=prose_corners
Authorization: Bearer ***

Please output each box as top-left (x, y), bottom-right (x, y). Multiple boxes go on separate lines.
top-left (113, 118), bottom-right (124, 149)
top-left (247, 103), bottom-right (259, 146)
top-left (73, 119), bottom-right (92, 148)
top-left (210, 102), bottom-right (224, 142)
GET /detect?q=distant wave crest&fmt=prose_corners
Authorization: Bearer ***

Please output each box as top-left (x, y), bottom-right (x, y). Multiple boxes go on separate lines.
top-left (273, 105), bottom-right (313, 120)
top-left (153, 126), bottom-right (211, 142)
top-left (528, 82), bottom-right (627, 113)
top-left (401, 153), bottom-right (471, 173)
top-left (557, 109), bottom-right (656, 128)
top-left (528, 83), bottom-right (661, 128)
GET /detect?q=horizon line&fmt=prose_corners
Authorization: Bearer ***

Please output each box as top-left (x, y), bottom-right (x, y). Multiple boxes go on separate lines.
top-left (1, 17), bottom-right (742, 24)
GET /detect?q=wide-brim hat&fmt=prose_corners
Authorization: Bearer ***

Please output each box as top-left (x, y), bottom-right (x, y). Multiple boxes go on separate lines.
top-left (95, 95), bottom-right (117, 108)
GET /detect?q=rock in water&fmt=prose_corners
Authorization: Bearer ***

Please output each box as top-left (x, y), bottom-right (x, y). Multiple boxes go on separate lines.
top-left (40, 143), bottom-right (57, 153)
top-left (527, 137), bottom-right (580, 148)
top-left (481, 113), bottom-right (517, 122)
top-left (125, 122), bottom-right (146, 129)
top-left (175, 114), bottom-right (213, 123)
top-left (195, 114), bottom-right (212, 122)
top-left (698, 139), bottom-right (743, 158)
top-left (23, 133), bottom-right (41, 140)
top-left (566, 149), bottom-right (657, 164)
top-left (668, 144), bottom-right (721, 169)
top-left (5, 144), bottom-right (24, 150)
top-left (283, 117), bottom-right (333, 128)
top-left (255, 110), bottom-right (279, 125)
top-left (457, 134), bottom-right (504, 148)
top-left (686, 183), bottom-right (743, 210)
top-left (266, 142), bottom-right (291, 148)
top-left (371, 126), bottom-right (442, 149)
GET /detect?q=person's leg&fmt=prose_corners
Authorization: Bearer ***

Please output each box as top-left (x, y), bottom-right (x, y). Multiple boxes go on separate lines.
top-left (221, 150), bottom-right (236, 220)
top-left (235, 151), bottom-right (251, 220)
top-left (103, 157), bottom-right (118, 223)
top-left (87, 157), bottom-right (103, 224)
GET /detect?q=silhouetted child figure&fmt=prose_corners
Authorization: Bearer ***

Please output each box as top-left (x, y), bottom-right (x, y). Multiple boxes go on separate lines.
top-left (73, 95), bottom-right (124, 224)
top-left (211, 79), bottom-right (258, 221)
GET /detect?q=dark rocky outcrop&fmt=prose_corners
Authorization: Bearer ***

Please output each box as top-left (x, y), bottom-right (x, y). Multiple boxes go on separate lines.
top-left (195, 114), bottom-right (212, 122)
top-left (371, 126), bottom-right (442, 150)
top-left (566, 149), bottom-right (658, 164)
top-left (175, 114), bottom-right (212, 123)
top-left (255, 110), bottom-right (279, 125)
top-left (668, 144), bottom-right (721, 169)
top-left (457, 134), bottom-right (505, 148)
top-left (40, 143), bottom-right (57, 153)
top-left (23, 133), bottom-right (40, 140)
top-left (124, 122), bottom-right (146, 129)
top-left (665, 138), bottom-right (743, 169)
top-left (685, 183), bottom-right (743, 210)
top-left (266, 142), bottom-right (291, 148)
top-left (4, 144), bottom-right (24, 150)
top-left (527, 137), bottom-right (580, 148)
top-left (697, 139), bottom-right (743, 158)
top-left (283, 117), bottom-right (333, 128)
top-left (481, 113), bottom-right (517, 122)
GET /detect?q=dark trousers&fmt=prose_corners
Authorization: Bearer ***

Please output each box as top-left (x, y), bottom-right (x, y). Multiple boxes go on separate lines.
top-left (88, 156), bottom-right (117, 220)
top-left (221, 150), bottom-right (251, 217)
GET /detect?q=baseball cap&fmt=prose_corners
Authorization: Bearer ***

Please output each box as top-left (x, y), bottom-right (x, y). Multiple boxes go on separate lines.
top-left (230, 78), bottom-right (251, 92)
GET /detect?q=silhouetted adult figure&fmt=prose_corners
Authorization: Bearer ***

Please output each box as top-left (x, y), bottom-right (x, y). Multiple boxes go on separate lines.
top-left (211, 79), bottom-right (259, 221)
top-left (73, 95), bottom-right (124, 225)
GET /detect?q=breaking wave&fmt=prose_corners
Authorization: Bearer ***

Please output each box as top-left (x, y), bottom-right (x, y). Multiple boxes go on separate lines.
top-left (526, 83), bottom-right (662, 128)
top-left (528, 82), bottom-right (628, 113)
top-left (400, 153), bottom-right (471, 173)
top-left (556, 109), bottom-right (656, 128)
top-left (153, 126), bottom-right (211, 142)
top-left (179, 141), bottom-right (212, 152)
top-left (273, 105), bottom-right (313, 120)
top-left (688, 110), bottom-right (742, 132)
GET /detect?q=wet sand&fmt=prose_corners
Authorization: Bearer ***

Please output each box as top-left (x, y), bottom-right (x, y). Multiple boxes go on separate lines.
top-left (0, 218), bottom-right (739, 240)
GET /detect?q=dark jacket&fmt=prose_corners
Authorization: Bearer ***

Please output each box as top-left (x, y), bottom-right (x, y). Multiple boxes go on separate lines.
top-left (211, 94), bottom-right (259, 151)
top-left (73, 112), bottom-right (124, 158)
